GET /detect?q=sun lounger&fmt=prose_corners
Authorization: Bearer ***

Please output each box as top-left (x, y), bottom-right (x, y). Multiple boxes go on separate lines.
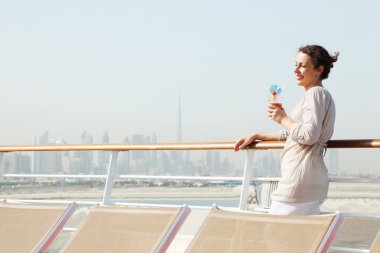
top-left (60, 204), bottom-right (190, 253)
top-left (185, 206), bottom-right (343, 253)
top-left (0, 202), bottom-right (77, 253)
top-left (370, 231), bottom-right (380, 253)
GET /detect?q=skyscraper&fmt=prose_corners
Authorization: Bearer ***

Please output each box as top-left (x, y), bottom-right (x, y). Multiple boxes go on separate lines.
top-left (96, 131), bottom-right (110, 174)
top-left (70, 131), bottom-right (93, 174)
top-left (1, 153), bottom-right (31, 174)
top-left (119, 137), bottom-right (131, 174)
top-left (172, 93), bottom-right (184, 168)
top-left (131, 134), bottom-right (147, 174)
top-left (34, 131), bottom-right (66, 174)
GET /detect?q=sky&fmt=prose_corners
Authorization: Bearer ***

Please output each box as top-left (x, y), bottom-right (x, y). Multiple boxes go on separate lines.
top-left (1, 1), bottom-right (380, 175)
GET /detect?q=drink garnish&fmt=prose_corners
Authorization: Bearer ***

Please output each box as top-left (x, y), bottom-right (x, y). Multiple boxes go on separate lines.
top-left (269, 85), bottom-right (282, 100)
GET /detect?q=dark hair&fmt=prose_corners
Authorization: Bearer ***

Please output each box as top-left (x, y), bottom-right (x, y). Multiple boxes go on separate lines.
top-left (299, 45), bottom-right (339, 80)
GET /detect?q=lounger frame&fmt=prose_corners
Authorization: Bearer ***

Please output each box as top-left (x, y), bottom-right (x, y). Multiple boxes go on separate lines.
top-left (370, 231), bottom-right (380, 253)
top-left (316, 211), bottom-right (343, 253)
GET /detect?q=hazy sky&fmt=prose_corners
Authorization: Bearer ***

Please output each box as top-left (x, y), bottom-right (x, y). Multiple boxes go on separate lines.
top-left (1, 1), bottom-right (380, 173)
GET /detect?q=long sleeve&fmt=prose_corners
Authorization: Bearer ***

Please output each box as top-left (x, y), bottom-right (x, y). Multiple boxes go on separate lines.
top-left (289, 87), bottom-right (331, 145)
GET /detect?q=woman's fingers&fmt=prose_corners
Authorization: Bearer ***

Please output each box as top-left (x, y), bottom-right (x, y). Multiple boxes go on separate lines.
top-left (235, 137), bottom-right (254, 151)
top-left (267, 104), bottom-right (285, 121)
top-left (234, 138), bottom-right (245, 152)
top-left (239, 140), bottom-right (249, 149)
top-left (267, 106), bottom-right (276, 118)
top-left (267, 104), bottom-right (278, 110)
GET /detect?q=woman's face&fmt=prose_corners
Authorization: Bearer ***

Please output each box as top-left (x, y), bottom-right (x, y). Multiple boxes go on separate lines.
top-left (294, 52), bottom-right (323, 90)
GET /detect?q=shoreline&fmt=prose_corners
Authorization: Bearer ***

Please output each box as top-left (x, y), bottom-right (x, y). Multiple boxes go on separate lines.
top-left (2, 183), bottom-right (380, 213)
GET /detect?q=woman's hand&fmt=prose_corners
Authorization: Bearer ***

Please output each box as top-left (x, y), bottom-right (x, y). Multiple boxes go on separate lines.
top-left (267, 103), bottom-right (287, 124)
top-left (234, 134), bottom-right (258, 152)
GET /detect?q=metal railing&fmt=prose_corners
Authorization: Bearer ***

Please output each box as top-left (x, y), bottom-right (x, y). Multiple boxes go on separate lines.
top-left (1, 139), bottom-right (380, 253)
top-left (2, 139), bottom-right (380, 208)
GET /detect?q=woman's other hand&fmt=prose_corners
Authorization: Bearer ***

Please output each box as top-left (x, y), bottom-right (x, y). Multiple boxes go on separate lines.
top-left (234, 134), bottom-right (257, 152)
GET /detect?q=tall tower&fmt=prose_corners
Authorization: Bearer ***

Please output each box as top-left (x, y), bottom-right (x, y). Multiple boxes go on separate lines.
top-left (174, 92), bottom-right (185, 173)
top-left (177, 92), bottom-right (183, 143)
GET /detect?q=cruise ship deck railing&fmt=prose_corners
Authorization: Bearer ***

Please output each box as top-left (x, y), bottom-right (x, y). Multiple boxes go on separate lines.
top-left (1, 139), bottom-right (379, 207)
top-left (1, 139), bottom-right (380, 253)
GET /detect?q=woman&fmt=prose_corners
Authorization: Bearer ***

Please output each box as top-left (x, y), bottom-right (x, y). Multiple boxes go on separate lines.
top-left (235, 45), bottom-right (339, 215)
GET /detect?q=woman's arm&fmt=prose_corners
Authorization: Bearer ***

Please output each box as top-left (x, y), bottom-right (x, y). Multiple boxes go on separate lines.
top-left (234, 131), bottom-right (282, 151)
top-left (288, 88), bottom-right (328, 145)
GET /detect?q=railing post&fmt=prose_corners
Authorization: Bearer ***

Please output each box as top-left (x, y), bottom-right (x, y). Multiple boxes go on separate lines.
top-left (239, 149), bottom-right (254, 210)
top-left (102, 151), bottom-right (119, 205)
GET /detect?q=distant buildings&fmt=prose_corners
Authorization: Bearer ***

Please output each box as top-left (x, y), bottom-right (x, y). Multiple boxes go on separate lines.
top-left (0, 94), bottom-right (280, 177)
top-left (0, 153), bottom-right (31, 174)
top-left (0, 130), bottom-right (241, 177)
top-left (251, 151), bottom-right (281, 177)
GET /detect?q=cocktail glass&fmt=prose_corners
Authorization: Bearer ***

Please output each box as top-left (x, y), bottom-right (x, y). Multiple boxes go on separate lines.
top-left (268, 85), bottom-right (283, 108)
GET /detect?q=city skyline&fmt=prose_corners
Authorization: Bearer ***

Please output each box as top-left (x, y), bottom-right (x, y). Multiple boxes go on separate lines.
top-left (1, 94), bottom-right (246, 177)
top-left (0, 128), bottom-right (359, 179)
top-left (1, 130), bottom-right (240, 176)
